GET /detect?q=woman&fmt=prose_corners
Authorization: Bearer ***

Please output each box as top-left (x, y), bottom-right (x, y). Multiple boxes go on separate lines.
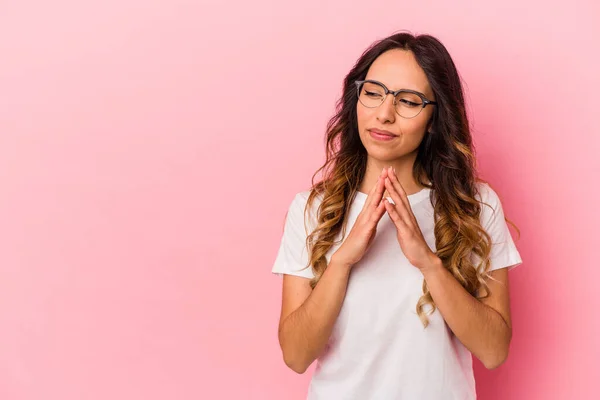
top-left (271, 31), bottom-right (523, 400)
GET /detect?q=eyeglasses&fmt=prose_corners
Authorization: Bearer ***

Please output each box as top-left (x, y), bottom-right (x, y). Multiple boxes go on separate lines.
top-left (354, 79), bottom-right (437, 119)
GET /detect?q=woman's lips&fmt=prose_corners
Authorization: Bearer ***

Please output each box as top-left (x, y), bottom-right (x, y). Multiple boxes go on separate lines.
top-left (369, 129), bottom-right (397, 141)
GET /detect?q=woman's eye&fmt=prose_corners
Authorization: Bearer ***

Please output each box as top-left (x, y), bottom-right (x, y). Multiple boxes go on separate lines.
top-left (399, 99), bottom-right (420, 107)
top-left (365, 91), bottom-right (382, 98)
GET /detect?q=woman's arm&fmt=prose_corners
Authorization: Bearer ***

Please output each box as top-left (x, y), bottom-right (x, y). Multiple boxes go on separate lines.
top-left (277, 258), bottom-right (351, 374)
top-left (421, 258), bottom-right (513, 369)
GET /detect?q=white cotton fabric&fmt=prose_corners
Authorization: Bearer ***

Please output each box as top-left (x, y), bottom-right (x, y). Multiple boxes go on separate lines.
top-left (271, 182), bottom-right (522, 400)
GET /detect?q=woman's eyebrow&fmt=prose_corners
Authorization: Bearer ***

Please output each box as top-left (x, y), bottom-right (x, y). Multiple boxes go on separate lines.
top-left (370, 79), bottom-right (427, 94)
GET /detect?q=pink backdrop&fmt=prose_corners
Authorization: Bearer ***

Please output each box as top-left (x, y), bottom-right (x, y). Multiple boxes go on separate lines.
top-left (1, 1), bottom-right (598, 399)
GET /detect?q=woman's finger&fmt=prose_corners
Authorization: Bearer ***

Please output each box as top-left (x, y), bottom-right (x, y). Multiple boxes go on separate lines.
top-left (372, 194), bottom-right (388, 224)
top-left (387, 168), bottom-right (419, 225)
top-left (364, 169), bottom-right (386, 210)
top-left (383, 198), bottom-right (407, 232)
top-left (386, 167), bottom-right (411, 211)
top-left (384, 177), bottom-right (414, 225)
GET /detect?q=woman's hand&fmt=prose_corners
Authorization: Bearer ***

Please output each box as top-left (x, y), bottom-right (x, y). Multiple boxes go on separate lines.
top-left (331, 168), bottom-right (388, 269)
top-left (382, 166), bottom-right (439, 270)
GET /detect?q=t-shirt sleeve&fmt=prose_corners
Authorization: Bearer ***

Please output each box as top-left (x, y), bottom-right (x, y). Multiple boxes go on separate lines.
top-left (271, 192), bottom-right (316, 279)
top-left (477, 183), bottom-right (523, 272)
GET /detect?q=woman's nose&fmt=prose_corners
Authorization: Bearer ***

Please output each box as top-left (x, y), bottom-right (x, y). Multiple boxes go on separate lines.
top-left (376, 93), bottom-right (396, 122)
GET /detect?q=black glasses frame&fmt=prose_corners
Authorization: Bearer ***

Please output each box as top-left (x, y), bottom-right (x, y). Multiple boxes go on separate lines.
top-left (354, 79), bottom-right (438, 118)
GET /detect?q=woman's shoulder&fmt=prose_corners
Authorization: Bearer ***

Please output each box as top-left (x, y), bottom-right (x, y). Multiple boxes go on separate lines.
top-left (291, 187), bottom-right (324, 207)
top-left (474, 181), bottom-right (501, 205)
top-left (286, 188), bottom-right (325, 229)
top-left (473, 181), bottom-right (509, 224)
top-left (292, 189), bottom-right (312, 203)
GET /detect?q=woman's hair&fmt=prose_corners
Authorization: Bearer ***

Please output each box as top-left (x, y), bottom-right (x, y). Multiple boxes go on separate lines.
top-left (298, 31), bottom-right (519, 328)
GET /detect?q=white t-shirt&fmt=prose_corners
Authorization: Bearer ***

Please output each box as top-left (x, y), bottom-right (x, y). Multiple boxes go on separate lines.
top-left (271, 182), bottom-right (522, 400)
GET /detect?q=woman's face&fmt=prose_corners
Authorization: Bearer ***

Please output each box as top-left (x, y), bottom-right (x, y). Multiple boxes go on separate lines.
top-left (356, 49), bottom-right (436, 163)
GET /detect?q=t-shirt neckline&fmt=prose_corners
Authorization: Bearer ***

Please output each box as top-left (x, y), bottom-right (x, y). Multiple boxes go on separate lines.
top-left (354, 185), bottom-right (432, 206)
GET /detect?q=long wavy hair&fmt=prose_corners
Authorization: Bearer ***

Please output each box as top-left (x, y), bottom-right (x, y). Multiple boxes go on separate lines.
top-left (297, 31), bottom-right (519, 328)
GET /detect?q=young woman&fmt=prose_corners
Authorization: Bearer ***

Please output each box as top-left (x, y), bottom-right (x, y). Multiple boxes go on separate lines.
top-left (271, 31), bottom-right (522, 400)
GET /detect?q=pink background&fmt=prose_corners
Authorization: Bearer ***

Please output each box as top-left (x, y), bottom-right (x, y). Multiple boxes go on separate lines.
top-left (1, 1), bottom-right (598, 399)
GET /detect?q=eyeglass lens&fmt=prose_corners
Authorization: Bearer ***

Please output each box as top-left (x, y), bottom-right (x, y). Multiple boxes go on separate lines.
top-left (358, 81), bottom-right (424, 118)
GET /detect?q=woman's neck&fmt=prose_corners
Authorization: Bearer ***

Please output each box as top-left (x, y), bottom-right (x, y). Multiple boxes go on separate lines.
top-left (359, 156), bottom-right (427, 196)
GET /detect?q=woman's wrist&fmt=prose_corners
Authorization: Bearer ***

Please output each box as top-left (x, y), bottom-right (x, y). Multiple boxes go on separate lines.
top-left (329, 254), bottom-right (354, 273)
top-left (419, 254), bottom-right (445, 278)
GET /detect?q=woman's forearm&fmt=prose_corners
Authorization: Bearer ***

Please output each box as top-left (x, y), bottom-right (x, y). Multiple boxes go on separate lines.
top-left (278, 258), bottom-right (351, 373)
top-left (421, 258), bottom-right (511, 369)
